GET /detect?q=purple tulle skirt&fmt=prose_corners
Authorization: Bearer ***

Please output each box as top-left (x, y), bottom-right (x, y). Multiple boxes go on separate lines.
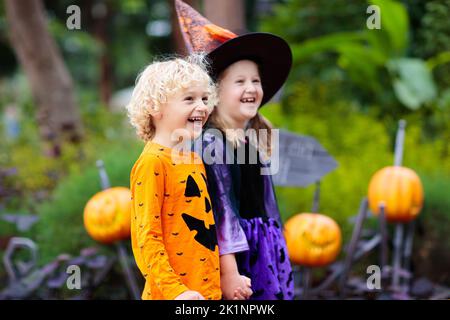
top-left (236, 217), bottom-right (294, 300)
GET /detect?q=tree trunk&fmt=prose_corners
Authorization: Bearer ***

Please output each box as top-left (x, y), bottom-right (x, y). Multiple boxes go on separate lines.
top-left (88, 0), bottom-right (113, 106)
top-left (5, 0), bottom-right (83, 157)
top-left (204, 0), bottom-right (246, 34)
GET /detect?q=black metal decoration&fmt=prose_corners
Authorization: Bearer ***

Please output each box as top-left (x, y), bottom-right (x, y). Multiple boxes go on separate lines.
top-left (298, 180), bottom-right (321, 299)
top-left (0, 239), bottom-right (114, 299)
top-left (388, 120), bottom-right (416, 298)
top-left (337, 119), bottom-right (416, 299)
top-left (378, 203), bottom-right (389, 281)
top-left (292, 119), bottom-right (430, 299)
top-left (338, 198), bottom-right (369, 297)
top-left (3, 237), bottom-right (38, 286)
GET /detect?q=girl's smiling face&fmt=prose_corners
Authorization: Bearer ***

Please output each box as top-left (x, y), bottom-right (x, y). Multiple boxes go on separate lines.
top-left (217, 60), bottom-right (263, 129)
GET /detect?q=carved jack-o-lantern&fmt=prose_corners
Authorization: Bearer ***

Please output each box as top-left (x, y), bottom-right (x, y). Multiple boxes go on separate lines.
top-left (84, 187), bottom-right (132, 244)
top-left (284, 213), bottom-right (342, 267)
top-left (368, 166), bottom-right (424, 223)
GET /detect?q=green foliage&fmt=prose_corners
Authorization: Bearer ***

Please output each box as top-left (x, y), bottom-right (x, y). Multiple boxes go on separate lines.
top-left (370, 0), bottom-right (409, 56)
top-left (288, 0), bottom-right (426, 109)
top-left (259, 0), bottom-right (368, 87)
top-left (387, 58), bottom-right (437, 109)
top-left (421, 173), bottom-right (450, 231)
top-left (261, 0), bottom-right (448, 115)
top-left (260, 0), bottom-right (367, 42)
top-left (402, 120), bottom-right (450, 175)
top-left (418, 0), bottom-right (450, 89)
top-left (414, 172), bottom-right (450, 284)
top-left (415, 0), bottom-right (450, 60)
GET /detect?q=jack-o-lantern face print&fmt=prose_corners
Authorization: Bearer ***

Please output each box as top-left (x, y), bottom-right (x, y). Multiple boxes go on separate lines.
top-left (181, 174), bottom-right (218, 251)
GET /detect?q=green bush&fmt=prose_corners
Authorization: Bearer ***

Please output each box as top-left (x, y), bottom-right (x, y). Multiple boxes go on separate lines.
top-left (413, 172), bottom-right (450, 285)
top-left (421, 173), bottom-right (450, 232)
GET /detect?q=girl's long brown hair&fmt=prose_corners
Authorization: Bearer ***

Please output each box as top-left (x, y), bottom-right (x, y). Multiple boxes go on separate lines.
top-left (207, 110), bottom-right (274, 157)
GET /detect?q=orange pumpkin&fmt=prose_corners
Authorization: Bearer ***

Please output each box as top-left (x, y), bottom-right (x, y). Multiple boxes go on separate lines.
top-left (368, 166), bottom-right (423, 223)
top-left (84, 187), bottom-right (132, 244)
top-left (284, 213), bottom-right (342, 267)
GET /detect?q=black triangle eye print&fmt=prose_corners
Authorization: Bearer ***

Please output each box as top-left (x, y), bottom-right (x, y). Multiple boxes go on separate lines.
top-left (184, 175), bottom-right (201, 197)
top-left (181, 213), bottom-right (218, 251)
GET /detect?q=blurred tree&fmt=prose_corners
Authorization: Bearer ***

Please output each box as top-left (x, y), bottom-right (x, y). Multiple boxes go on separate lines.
top-left (86, 0), bottom-right (113, 105)
top-left (204, 0), bottom-right (246, 34)
top-left (260, 0), bottom-right (366, 42)
top-left (4, 0), bottom-right (83, 157)
top-left (38, 0), bottom-right (164, 105)
top-left (415, 0), bottom-right (450, 88)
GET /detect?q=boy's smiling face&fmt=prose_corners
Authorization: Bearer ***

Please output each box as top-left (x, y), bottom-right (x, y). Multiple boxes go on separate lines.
top-left (153, 84), bottom-right (211, 143)
top-left (217, 60), bottom-right (263, 128)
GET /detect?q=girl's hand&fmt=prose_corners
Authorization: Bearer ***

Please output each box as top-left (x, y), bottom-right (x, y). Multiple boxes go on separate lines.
top-left (222, 273), bottom-right (252, 300)
top-left (175, 290), bottom-right (205, 300)
top-left (233, 275), bottom-right (252, 300)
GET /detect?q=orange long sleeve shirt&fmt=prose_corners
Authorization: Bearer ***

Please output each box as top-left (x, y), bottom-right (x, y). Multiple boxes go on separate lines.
top-left (130, 142), bottom-right (221, 300)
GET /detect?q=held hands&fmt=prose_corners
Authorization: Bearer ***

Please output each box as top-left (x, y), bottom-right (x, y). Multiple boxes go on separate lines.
top-left (175, 290), bottom-right (205, 300)
top-left (221, 272), bottom-right (253, 300)
top-left (233, 275), bottom-right (253, 300)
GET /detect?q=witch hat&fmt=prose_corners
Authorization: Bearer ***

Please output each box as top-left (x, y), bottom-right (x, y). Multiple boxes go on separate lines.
top-left (175, 0), bottom-right (292, 107)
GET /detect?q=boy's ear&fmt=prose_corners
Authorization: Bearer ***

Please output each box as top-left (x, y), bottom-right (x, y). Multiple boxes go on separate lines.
top-left (148, 104), bottom-right (162, 120)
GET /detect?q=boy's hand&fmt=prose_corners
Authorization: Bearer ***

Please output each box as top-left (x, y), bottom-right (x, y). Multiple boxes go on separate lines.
top-left (222, 273), bottom-right (252, 300)
top-left (175, 290), bottom-right (205, 300)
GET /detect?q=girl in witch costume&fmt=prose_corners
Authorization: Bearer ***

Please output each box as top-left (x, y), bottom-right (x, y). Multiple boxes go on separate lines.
top-left (176, 0), bottom-right (294, 300)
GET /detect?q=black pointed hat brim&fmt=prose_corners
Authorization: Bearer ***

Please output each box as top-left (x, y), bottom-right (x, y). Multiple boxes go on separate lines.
top-left (206, 32), bottom-right (292, 107)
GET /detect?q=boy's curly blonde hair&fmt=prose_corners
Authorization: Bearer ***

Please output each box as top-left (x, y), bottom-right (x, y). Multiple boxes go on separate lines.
top-left (126, 54), bottom-right (217, 142)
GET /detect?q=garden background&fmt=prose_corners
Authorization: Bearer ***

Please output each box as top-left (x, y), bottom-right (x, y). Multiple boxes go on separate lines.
top-left (0, 0), bottom-right (449, 299)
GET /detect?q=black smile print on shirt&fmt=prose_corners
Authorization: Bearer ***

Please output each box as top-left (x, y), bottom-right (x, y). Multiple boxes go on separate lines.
top-left (182, 213), bottom-right (218, 251)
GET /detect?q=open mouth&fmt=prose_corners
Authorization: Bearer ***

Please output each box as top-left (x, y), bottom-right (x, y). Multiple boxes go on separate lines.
top-left (240, 97), bottom-right (256, 103)
top-left (187, 116), bottom-right (204, 123)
